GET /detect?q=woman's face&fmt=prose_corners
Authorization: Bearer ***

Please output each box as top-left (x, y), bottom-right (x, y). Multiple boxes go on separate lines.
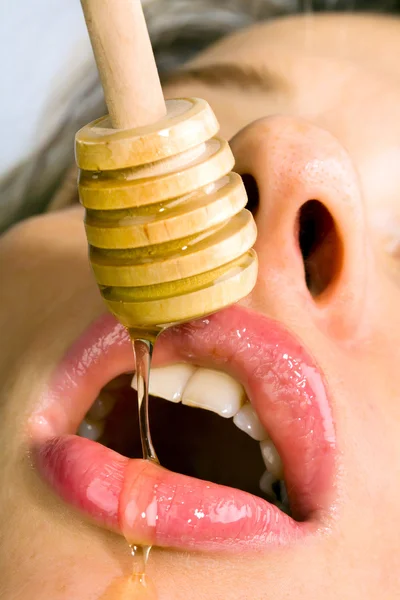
top-left (2, 13), bottom-right (400, 600)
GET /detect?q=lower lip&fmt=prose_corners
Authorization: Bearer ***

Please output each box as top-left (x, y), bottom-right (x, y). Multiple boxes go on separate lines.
top-left (32, 306), bottom-right (335, 553)
top-left (36, 435), bottom-right (309, 552)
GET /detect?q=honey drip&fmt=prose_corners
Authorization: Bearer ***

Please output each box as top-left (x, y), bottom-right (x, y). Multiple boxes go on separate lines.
top-left (124, 544), bottom-right (157, 599)
top-left (132, 337), bottom-right (159, 464)
top-left (126, 332), bottom-right (160, 598)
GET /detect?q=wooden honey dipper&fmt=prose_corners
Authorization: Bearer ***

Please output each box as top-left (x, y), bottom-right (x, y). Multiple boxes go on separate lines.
top-left (75, 0), bottom-right (258, 337)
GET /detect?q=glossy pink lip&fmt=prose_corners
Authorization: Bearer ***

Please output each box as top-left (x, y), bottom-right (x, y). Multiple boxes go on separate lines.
top-left (31, 305), bottom-right (336, 553)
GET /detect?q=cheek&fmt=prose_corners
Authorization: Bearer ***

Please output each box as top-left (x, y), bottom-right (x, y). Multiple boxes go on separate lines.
top-left (0, 208), bottom-right (99, 362)
top-left (0, 499), bottom-right (129, 599)
top-left (321, 343), bottom-right (400, 565)
top-left (0, 208), bottom-right (105, 452)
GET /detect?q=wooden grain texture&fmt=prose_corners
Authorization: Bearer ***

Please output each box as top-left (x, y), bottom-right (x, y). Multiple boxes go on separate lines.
top-left (80, 0), bottom-right (165, 129)
top-left (76, 97), bottom-right (257, 327)
top-left (75, 99), bottom-right (219, 170)
top-left (103, 252), bottom-right (258, 327)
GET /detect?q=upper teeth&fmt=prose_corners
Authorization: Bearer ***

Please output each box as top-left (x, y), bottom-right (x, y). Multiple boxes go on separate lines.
top-left (260, 439), bottom-right (283, 479)
top-left (134, 364), bottom-right (247, 419)
top-left (181, 367), bottom-right (246, 418)
top-left (233, 402), bottom-right (268, 441)
top-left (132, 363), bottom-right (196, 403)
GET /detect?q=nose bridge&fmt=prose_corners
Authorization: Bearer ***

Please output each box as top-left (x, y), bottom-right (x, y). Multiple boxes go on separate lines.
top-left (231, 116), bottom-right (369, 340)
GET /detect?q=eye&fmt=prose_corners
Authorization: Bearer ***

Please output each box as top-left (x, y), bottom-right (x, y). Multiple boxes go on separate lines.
top-left (242, 174), bottom-right (260, 216)
top-left (297, 200), bottom-right (342, 297)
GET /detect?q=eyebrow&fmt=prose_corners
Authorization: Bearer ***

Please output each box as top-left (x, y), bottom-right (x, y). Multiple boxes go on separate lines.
top-left (162, 62), bottom-right (283, 93)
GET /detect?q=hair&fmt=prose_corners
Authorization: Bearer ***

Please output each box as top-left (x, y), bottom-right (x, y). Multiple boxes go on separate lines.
top-left (144, 0), bottom-right (297, 74)
top-left (2, 0), bottom-right (399, 231)
top-left (144, 0), bottom-right (400, 74)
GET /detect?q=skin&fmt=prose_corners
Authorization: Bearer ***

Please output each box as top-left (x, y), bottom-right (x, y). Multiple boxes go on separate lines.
top-left (1, 12), bottom-right (400, 600)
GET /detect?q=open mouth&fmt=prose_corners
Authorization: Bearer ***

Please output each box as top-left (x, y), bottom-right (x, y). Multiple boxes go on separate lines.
top-left (31, 305), bottom-right (336, 553)
top-left (80, 366), bottom-right (289, 513)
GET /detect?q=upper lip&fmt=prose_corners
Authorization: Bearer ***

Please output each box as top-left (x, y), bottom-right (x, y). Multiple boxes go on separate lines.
top-left (31, 305), bottom-right (337, 553)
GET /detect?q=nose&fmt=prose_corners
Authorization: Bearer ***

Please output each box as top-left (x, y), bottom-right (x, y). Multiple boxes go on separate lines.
top-left (230, 116), bottom-right (370, 340)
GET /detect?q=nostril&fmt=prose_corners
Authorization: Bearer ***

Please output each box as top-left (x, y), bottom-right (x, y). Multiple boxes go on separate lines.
top-left (241, 174), bottom-right (259, 216)
top-left (297, 200), bottom-right (342, 297)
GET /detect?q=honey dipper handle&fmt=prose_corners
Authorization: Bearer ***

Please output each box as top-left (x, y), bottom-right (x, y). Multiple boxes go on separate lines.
top-left (80, 0), bottom-right (166, 129)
